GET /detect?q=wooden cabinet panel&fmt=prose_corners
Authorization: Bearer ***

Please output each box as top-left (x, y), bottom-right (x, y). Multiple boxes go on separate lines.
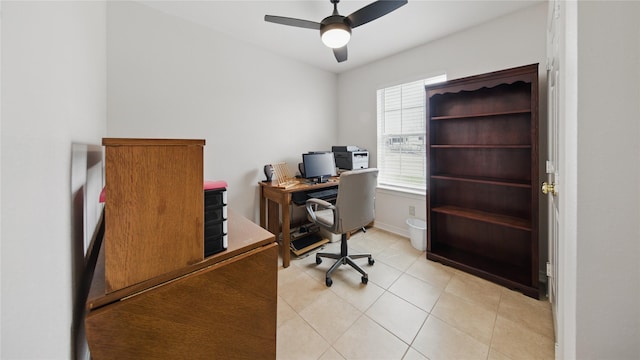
top-left (430, 179), bottom-right (531, 219)
top-left (86, 243), bottom-right (277, 360)
top-left (431, 114), bottom-right (531, 145)
top-left (103, 138), bottom-right (205, 292)
top-left (430, 82), bottom-right (533, 117)
top-left (426, 64), bottom-right (539, 298)
top-left (431, 148), bottom-right (531, 181)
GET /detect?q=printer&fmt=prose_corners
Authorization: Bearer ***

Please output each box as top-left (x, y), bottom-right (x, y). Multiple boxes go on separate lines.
top-left (332, 146), bottom-right (369, 170)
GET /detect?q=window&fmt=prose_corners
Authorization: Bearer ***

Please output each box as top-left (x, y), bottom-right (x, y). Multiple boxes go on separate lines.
top-left (376, 74), bottom-right (446, 192)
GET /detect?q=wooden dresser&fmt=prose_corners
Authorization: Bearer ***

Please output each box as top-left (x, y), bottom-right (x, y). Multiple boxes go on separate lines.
top-left (85, 138), bottom-right (277, 359)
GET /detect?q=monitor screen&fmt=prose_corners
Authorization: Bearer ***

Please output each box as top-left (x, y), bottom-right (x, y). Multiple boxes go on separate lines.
top-left (302, 152), bottom-right (337, 183)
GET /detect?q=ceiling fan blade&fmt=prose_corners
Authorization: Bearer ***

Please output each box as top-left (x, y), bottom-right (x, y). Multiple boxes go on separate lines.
top-left (346, 0), bottom-right (408, 28)
top-left (264, 15), bottom-right (321, 30)
top-left (333, 46), bottom-right (348, 63)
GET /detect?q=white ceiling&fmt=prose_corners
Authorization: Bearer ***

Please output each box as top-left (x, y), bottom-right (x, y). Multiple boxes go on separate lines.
top-left (140, 0), bottom-right (543, 74)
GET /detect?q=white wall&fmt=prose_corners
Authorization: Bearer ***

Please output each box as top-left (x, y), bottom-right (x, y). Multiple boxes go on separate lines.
top-left (575, 1), bottom-right (640, 357)
top-left (106, 1), bottom-right (339, 222)
top-left (1, 2), bottom-right (107, 358)
top-left (337, 3), bottom-right (548, 237)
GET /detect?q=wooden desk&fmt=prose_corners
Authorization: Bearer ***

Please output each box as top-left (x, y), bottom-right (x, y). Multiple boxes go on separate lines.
top-left (85, 210), bottom-right (278, 359)
top-left (259, 179), bottom-right (338, 268)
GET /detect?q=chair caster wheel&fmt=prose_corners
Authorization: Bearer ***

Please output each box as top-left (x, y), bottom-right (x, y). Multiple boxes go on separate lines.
top-left (326, 277), bottom-right (333, 287)
top-left (362, 276), bottom-right (368, 284)
top-left (368, 257), bottom-right (375, 266)
top-left (316, 257), bottom-right (322, 265)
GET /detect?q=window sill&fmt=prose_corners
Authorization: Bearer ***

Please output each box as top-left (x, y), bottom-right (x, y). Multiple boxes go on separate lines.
top-left (376, 184), bottom-right (426, 197)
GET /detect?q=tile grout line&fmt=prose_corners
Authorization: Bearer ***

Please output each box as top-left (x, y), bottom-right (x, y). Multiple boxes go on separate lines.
top-left (486, 287), bottom-right (504, 360)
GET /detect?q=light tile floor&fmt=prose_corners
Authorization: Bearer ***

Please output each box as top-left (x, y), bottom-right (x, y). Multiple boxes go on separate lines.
top-left (277, 227), bottom-right (555, 360)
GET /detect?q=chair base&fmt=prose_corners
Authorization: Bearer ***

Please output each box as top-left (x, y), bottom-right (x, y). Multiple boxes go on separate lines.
top-left (316, 233), bottom-right (374, 287)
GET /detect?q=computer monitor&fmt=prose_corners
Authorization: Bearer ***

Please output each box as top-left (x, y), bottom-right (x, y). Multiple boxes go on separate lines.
top-left (302, 152), bottom-right (337, 183)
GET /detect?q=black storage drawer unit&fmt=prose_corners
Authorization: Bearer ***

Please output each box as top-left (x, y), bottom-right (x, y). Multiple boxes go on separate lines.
top-left (204, 185), bottom-right (227, 257)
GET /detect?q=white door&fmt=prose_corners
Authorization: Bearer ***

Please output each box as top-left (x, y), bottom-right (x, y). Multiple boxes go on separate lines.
top-left (546, 0), bottom-right (561, 338)
top-left (546, 1), bottom-right (579, 357)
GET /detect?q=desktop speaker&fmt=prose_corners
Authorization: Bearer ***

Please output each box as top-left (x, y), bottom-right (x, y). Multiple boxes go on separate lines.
top-left (263, 164), bottom-right (274, 182)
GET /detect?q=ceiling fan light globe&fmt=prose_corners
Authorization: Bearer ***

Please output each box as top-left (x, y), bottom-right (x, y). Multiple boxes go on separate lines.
top-left (321, 24), bottom-right (351, 48)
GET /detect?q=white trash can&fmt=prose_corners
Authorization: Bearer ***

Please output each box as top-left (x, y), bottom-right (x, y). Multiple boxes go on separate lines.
top-left (406, 218), bottom-right (427, 251)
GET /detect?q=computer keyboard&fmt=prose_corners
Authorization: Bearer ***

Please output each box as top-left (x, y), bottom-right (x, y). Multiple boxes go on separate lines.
top-left (306, 188), bottom-right (338, 200)
top-left (292, 188), bottom-right (338, 205)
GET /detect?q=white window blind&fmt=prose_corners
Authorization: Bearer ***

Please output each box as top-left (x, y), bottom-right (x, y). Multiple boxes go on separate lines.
top-left (376, 74), bottom-right (446, 192)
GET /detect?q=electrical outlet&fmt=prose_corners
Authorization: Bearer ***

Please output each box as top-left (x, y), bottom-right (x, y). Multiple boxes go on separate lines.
top-left (409, 206), bottom-right (415, 216)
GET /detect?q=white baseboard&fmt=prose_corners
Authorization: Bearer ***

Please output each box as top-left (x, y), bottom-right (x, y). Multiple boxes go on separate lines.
top-left (373, 221), bottom-right (409, 238)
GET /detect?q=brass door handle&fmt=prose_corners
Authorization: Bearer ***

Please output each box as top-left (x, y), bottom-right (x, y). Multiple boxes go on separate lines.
top-left (542, 182), bottom-right (557, 196)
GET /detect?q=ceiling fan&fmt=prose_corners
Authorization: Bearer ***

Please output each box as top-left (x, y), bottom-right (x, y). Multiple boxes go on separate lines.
top-left (265, 0), bottom-right (408, 63)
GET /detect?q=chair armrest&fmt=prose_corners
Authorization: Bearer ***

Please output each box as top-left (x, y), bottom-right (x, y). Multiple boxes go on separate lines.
top-left (305, 198), bottom-right (336, 228)
top-left (306, 197), bottom-right (334, 210)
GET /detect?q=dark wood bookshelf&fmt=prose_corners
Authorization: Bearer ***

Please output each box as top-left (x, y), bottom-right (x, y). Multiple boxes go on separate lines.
top-left (430, 109), bottom-right (532, 121)
top-left (431, 205), bottom-right (531, 231)
top-left (430, 174), bottom-right (532, 188)
top-left (431, 145), bottom-right (532, 149)
top-left (427, 245), bottom-right (533, 294)
top-left (426, 64), bottom-right (540, 298)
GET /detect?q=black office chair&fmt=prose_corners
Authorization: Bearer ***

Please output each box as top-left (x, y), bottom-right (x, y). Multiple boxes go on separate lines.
top-left (305, 168), bottom-right (378, 287)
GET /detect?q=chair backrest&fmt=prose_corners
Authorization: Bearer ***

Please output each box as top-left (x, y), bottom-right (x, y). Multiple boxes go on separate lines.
top-left (334, 168), bottom-right (379, 234)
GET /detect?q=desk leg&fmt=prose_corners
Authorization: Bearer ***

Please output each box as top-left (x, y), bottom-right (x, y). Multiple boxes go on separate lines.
top-left (266, 199), bottom-right (291, 267)
top-left (266, 200), bottom-right (280, 239)
top-left (281, 196), bottom-right (291, 268)
top-left (259, 186), bottom-right (266, 228)
top-left (264, 193), bottom-right (292, 268)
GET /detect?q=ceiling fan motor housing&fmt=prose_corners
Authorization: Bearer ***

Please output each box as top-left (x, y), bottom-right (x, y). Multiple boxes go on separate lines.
top-left (320, 15), bottom-right (352, 48)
